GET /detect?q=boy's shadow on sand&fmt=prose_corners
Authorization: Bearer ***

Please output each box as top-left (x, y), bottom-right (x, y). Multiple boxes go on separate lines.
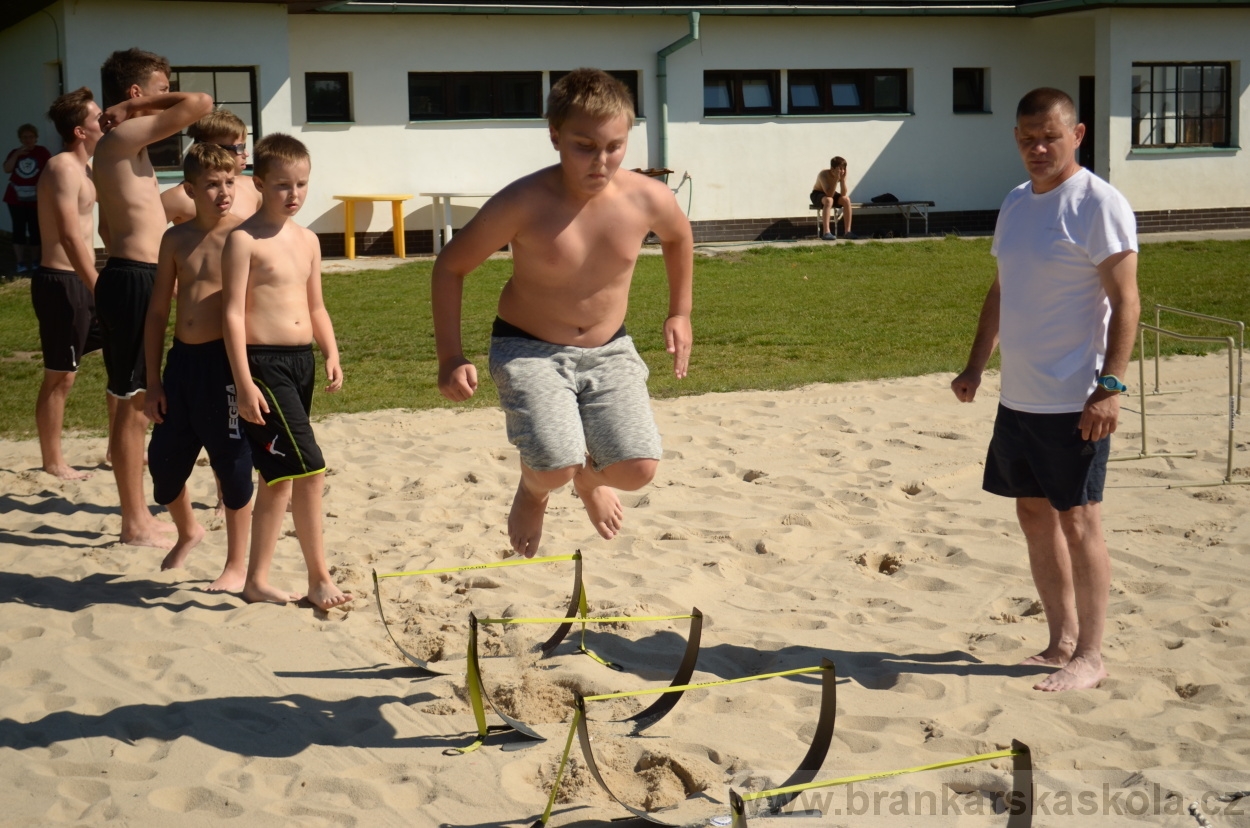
top-left (0, 490), bottom-right (118, 518)
top-left (0, 691), bottom-right (465, 757)
top-left (0, 571), bottom-right (233, 614)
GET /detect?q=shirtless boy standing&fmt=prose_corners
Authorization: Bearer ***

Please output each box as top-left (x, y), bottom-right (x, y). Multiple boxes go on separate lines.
top-left (222, 133), bottom-right (351, 610)
top-left (94, 48), bottom-right (213, 549)
top-left (161, 109), bottom-right (260, 225)
top-left (433, 68), bottom-right (693, 558)
top-left (144, 143), bottom-right (253, 589)
top-left (32, 87), bottom-right (107, 479)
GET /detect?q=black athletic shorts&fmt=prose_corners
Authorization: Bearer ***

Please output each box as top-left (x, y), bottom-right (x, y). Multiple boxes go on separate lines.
top-left (95, 257), bottom-right (156, 398)
top-left (148, 339), bottom-right (254, 510)
top-left (243, 344), bottom-right (326, 485)
top-left (31, 266), bottom-right (102, 372)
top-left (982, 403), bottom-right (1109, 511)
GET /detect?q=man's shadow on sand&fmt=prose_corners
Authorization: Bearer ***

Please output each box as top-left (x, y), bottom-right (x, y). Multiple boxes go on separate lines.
top-left (0, 571), bottom-right (233, 614)
top-left (0, 691), bottom-right (466, 756)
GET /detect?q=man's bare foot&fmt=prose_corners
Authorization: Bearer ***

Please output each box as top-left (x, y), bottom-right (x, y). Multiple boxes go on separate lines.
top-left (1034, 654), bottom-right (1107, 692)
top-left (160, 523), bottom-right (206, 571)
top-left (120, 523), bottom-right (177, 550)
top-left (308, 581), bottom-right (353, 611)
top-left (573, 470), bottom-right (624, 540)
top-left (44, 463), bottom-right (92, 481)
top-left (508, 481), bottom-right (549, 558)
top-left (1019, 650), bottom-right (1071, 668)
top-left (243, 583), bottom-right (301, 605)
top-left (206, 565), bottom-right (247, 593)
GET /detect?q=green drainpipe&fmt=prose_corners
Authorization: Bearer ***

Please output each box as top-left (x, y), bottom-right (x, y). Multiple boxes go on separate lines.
top-left (657, 11), bottom-right (699, 170)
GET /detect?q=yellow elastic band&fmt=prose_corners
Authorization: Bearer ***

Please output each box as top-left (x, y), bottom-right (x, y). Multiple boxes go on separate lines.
top-left (376, 552), bottom-right (578, 579)
top-left (586, 664), bottom-right (828, 702)
top-left (478, 613), bottom-right (694, 625)
top-left (739, 748), bottom-right (1024, 802)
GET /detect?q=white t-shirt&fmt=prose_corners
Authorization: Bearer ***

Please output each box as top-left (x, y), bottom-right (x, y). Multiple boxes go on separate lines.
top-left (991, 167), bottom-right (1137, 414)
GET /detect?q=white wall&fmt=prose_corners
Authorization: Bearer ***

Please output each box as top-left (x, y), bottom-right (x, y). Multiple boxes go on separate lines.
top-left (1104, 8), bottom-right (1249, 211)
top-left (0, 2), bottom-right (65, 234)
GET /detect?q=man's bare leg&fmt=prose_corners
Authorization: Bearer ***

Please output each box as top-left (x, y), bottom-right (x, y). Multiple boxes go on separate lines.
top-left (207, 501), bottom-right (251, 592)
top-left (821, 197), bottom-right (833, 236)
top-left (242, 478), bottom-right (298, 604)
top-left (573, 457), bottom-right (657, 541)
top-left (290, 473), bottom-right (352, 610)
top-left (110, 394), bottom-right (174, 548)
top-left (35, 369), bottom-right (91, 479)
top-left (104, 394), bottom-right (117, 467)
top-left (1034, 502), bottom-right (1110, 692)
top-left (1016, 497), bottom-right (1077, 668)
top-left (841, 197), bottom-right (854, 235)
top-left (160, 485), bottom-right (205, 570)
top-left (509, 463), bottom-right (578, 558)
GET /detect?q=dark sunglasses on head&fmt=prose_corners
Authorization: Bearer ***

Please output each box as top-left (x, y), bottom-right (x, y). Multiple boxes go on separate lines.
top-left (217, 142), bottom-right (248, 155)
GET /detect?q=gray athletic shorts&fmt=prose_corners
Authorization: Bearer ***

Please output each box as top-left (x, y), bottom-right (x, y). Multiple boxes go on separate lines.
top-left (489, 332), bottom-right (662, 472)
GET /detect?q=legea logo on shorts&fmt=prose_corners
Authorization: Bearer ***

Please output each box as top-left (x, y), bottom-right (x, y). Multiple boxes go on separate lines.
top-left (226, 384), bottom-right (241, 439)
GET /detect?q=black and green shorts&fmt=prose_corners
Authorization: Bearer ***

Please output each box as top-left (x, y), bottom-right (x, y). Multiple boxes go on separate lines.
top-left (243, 344), bottom-right (326, 485)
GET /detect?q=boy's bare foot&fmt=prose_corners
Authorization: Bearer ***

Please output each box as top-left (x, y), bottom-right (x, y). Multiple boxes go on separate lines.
top-left (213, 498), bottom-right (225, 518)
top-left (508, 481), bottom-right (549, 558)
top-left (308, 581), bottom-right (353, 611)
top-left (120, 523), bottom-right (177, 550)
top-left (1019, 650), bottom-right (1071, 668)
top-left (573, 469), bottom-right (624, 540)
top-left (242, 583), bottom-right (300, 604)
top-left (1033, 655), bottom-right (1107, 692)
top-left (206, 565), bottom-right (247, 593)
top-left (160, 523), bottom-right (206, 571)
top-left (44, 463), bottom-right (92, 481)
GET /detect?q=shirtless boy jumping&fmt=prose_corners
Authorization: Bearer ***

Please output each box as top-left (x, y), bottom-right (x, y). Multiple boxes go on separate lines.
top-left (145, 143), bottom-right (253, 589)
top-left (94, 48), bottom-right (213, 548)
top-left (433, 68), bottom-right (694, 558)
top-left (222, 133), bottom-right (351, 610)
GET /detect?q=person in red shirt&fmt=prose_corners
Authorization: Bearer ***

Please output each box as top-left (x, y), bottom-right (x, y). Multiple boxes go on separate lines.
top-left (4, 123), bottom-right (53, 274)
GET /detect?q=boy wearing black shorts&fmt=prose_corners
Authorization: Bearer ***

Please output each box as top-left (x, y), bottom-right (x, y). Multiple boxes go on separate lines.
top-left (32, 87), bottom-right (107, 480)
top-left (222, 134), bottom-right (351, 611)
top-left (144, 143), bottom-right (253, 589)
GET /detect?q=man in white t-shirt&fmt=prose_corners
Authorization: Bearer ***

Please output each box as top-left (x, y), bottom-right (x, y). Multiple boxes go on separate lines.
top-left (951, 87), bottom-right (1140, 693)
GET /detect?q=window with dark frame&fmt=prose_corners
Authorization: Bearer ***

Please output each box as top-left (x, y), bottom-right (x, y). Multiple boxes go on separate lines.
top-left (785, 69), bottom-right (909, 115)
top-left (1132, 62), bottom-right (1231, 148)
top-left (703, 71), bottom-right (780, 116)
top-left (146, 67), bottom-right (260, 172)
top-left (305, 72), bottom-right (352, 123)
top-left (408, 71), bottom-right (543, 121)
top-left (550, 70), bottom-right (640, 117)
top-left (953, 67), bottom-right (988, 113)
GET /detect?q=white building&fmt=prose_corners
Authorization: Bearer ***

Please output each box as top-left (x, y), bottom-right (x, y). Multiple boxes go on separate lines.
top-left (2, 0), bottom-right (1247, 252)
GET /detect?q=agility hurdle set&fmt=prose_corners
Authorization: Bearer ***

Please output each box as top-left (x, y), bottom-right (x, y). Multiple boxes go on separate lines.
top-left (1112, 305), bottom-right (1247, 487)
top-left (373, 551), bottom-right (1034, 826)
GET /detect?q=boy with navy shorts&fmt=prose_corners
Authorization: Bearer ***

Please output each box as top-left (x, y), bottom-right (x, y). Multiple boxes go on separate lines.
top-left (433, 68), bottom-right (694, 558)
top-left (222, 133), bottom-right (351, 611)
top-left (144, 143), bottom-right (253, 589)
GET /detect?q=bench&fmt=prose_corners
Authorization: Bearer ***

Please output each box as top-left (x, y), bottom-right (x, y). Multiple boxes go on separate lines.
top-left (808, 199), bottom-right (935, 239)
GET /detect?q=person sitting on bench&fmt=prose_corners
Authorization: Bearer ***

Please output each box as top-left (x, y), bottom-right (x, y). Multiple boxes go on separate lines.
top-left (810, 156), bottom-right (858, 240)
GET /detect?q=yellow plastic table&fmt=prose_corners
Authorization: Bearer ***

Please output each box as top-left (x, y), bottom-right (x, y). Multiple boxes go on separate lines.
top-left (333, 194), bottom-right (413, 259)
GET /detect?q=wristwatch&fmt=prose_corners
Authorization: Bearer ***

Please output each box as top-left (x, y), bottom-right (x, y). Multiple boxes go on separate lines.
top-left (1096, 374), bottom-right (1127, 393)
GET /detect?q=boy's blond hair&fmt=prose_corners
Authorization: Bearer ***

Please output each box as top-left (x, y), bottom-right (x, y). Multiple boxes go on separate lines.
top-left (188, 109), bottom-right (246, 143)
top-left (183, 142), bottom-right (236, 183)
top-left (546, 68), bottom-right (634, 130)
top-left (252, 132), bottom-right (310, 179)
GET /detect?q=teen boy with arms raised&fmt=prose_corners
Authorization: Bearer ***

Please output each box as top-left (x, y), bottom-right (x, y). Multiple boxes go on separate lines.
top-left (94, 48), bottom-right (213, 549)
top-left (32, 87), bottom-right (110, 480)
top-left (161, 109), bottom-right (260, 225)
top-left (952, 88), bottom-right (1139, 692)
top-left (145, 143), bottom-right (253, 589)
top-left (434, 68), bottom-right (694, 558)
top-left (222, 133), bottom-right (351, 610)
